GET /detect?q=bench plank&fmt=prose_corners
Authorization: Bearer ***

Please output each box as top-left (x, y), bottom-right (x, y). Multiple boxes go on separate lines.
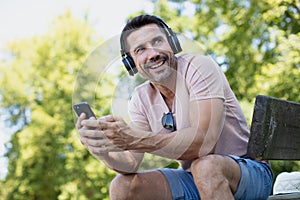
top-left (247, 95), bottom-right (300, 160)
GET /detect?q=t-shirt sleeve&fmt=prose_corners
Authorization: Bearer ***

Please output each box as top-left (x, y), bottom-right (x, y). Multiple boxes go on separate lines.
top-left (185, 55), bottom-right (225, 101)
top-left (128, 90), bottom-right (149, 125)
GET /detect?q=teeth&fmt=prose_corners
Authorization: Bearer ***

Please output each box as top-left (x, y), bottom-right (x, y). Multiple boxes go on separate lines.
top-left (150, 61), bottom-right (164, 69)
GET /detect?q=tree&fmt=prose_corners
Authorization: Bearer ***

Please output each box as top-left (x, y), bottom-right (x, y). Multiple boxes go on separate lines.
top-left (0, 11), bottom-right (116, 199)
top-left (155, 0), bottom-right (299, 102)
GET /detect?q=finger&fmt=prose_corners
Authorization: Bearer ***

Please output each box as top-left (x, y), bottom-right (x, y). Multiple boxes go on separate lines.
top-left (105, 145), bottom-right (123, 152)
top-left (104, 129), bottom-right (116, 139)
top-left (84, 138), bottom-right (110, 147)
top-left (81, 118), bottom-right (98, 128)
top-left (79, 136), bottom-right (89, 146)
top-left (88, 146), bottom-right (109, 154)
top-left (111, 116), bottom-right (123, 121)
top-left (76, 113), bottom-right (86, 129)
top-left (98, 119), bottom-right (123, 130)
top-left (97, 120), bottom-right (112, 130)
top-left (78, 129), bottom-right (106, 138)
top-left (88, 143), bottom-right (123, 155)
top-left (99, 115), bottom-right (115, 122)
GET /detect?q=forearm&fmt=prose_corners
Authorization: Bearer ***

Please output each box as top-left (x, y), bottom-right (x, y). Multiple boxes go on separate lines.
top-left (128, 127), bottom-right (207, 160)
top-left (95, 151), bottom-right (144, 174)
top-left (153, 99), bottom-right (224, 159)
top-left (151, 128), bottom-right (202, 160)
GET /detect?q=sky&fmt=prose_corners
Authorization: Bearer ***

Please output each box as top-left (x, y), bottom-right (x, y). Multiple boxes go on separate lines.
top-left (0, 0), bottom-right (153, 48)
top-left (0, 0), bottom-right (153, 179)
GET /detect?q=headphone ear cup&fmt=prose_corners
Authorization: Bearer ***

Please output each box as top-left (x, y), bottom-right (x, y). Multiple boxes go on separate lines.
top-left (122, 56), bottom-right (138, 76)
top-left (168, 34), bottom-right (182, 54)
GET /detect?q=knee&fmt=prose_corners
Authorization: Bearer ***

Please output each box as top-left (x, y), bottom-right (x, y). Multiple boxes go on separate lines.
top-left (191, 154), bottom-right (222, 177)
top-left (110, 174), bottom-right (134, 200)
top-left (191, 154), bottom-right (231, 187)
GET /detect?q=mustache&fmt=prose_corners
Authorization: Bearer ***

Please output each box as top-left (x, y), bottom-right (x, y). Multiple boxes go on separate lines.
top-left (144, 54), bottom-right (169, 69)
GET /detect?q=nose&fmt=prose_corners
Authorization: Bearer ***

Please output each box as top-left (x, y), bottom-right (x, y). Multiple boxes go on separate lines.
top-left (145, 46), bottom-right (160, 62)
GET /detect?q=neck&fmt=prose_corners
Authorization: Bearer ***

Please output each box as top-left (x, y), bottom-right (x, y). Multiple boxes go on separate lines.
top-left (152, 72), bottom-right (176, 111)
top-left (151, 56), bottom-right (177, 110)
top-left (155, 84), bottom-right (175, 98)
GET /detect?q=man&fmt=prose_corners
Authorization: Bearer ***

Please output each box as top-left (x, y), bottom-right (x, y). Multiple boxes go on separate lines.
top-left (76, 14), bottom-right (273, 200)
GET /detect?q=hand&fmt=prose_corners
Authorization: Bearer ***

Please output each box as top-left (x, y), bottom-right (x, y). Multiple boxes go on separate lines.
top-left (97, 115), bottom-right (137, 151)
top-left (76, 113), bottom-right (122, 156)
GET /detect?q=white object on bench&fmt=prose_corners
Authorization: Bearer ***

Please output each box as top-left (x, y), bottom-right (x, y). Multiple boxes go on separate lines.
top-left (273, 172), bottom-right (300, 195)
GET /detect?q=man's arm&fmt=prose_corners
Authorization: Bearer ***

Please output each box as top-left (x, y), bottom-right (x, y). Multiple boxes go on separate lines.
top-left (139, 98), bottom-right (225, 160)
top-left (94, 151), bottom-right (144, 174)
top-left (100, 98), bottom-right (225, 160)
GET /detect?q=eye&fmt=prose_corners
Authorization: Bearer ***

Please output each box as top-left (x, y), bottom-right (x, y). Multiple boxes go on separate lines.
top-left (153, 37), bottom-right (163, 46)
top-left (134, 47), bottom-right (145, 55)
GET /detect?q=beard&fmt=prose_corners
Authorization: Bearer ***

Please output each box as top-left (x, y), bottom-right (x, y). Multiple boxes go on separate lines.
top-left (142, 53), bottom-right (177, 83)
top-left (151, 65), bottom-right (174, 82)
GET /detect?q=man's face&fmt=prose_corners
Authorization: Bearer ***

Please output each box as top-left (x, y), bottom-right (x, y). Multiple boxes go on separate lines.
top-left (126, 24), bottom-right (177, 82)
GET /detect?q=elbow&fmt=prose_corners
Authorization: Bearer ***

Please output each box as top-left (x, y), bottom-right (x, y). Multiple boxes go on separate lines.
top-left (178, 140), bottom-right (203, 160)
top-left (114, 169), bottom-right (138, 175)
top-left (178, 135), bottom-right (216, 160)
top-left (112, 166), bottom-right (139, 174)
top-left (112, 159), bottom-right (141, 175)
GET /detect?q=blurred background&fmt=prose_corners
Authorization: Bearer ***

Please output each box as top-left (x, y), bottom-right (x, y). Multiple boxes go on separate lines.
top-left (0, 0), bottom-right (299, 199)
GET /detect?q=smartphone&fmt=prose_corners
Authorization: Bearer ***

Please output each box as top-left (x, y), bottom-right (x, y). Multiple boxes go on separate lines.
top-left (73, 102), bottom-right (96, 119)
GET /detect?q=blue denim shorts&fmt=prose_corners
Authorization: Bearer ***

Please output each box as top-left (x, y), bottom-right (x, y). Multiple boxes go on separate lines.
top-left (159, 155), bottom-right (273, 200)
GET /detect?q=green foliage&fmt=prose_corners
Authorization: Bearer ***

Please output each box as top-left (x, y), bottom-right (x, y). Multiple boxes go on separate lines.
top-left (1, 0), bottom-right (299, 198)
top-left (270, 160), bottom-right (300, 178)
top-left (0, 11), bottom-right (116, 199)
top-left (253, 30), bottom-right (300, 102)
top-left (139, 153), bottom-right (179, 170)
top-left (156, 0), bottom-right (300, 103)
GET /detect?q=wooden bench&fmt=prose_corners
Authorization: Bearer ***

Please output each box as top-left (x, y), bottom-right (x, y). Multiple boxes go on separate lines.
top-left (247, 95), bottom-right (300, 200)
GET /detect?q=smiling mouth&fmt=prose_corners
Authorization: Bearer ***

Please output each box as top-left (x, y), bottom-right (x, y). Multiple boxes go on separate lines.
top-left (149, 60), bottom-right (165, 69)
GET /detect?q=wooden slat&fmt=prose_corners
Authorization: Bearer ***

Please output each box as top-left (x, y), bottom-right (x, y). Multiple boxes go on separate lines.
top-left (247, 95), bottom-right (300, 160)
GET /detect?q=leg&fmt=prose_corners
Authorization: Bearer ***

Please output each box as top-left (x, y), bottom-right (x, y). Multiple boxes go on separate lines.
top-left (109, 170), bottom-right (172, 200)
top-left (191, 154), bottom-right (241, 200)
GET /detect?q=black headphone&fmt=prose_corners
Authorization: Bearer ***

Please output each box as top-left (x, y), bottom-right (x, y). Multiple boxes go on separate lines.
top-left (120, 17), bottom-right (182, 76)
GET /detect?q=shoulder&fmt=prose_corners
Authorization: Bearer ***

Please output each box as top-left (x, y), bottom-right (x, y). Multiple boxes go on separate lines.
top-left (130, 81), bottom-right (157, 103)
top-left (133, 81), bottom-right (153, 95)
top-left (177, 53), bottom-right (219, 70)
top-left (177, 53), bottom-right (222, 81)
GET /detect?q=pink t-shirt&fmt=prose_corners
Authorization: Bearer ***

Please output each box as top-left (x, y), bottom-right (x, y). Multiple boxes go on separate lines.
top-left (128, 53), bottom-right (250, 159)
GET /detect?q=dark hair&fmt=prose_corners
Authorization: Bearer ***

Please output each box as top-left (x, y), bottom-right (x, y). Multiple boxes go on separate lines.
top-left (120, 14), bottom-right (171, 56)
